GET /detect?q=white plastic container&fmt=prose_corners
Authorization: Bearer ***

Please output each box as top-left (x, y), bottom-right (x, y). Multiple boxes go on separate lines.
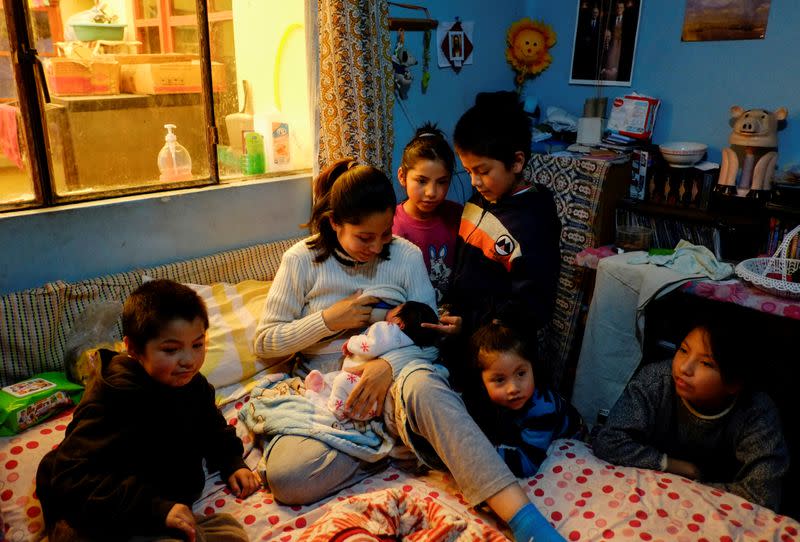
top-left (157, 124), bottom-right (192, 182)
top-left (254, 112), bottom-right (291, 172)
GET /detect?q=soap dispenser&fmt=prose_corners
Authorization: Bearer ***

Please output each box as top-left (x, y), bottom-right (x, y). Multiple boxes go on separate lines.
top-left (158, 124), bottom-right (192, 182)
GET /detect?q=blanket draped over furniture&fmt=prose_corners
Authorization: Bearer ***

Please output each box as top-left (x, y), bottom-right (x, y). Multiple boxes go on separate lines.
top-left (530, 154), bottom-right (615, 390)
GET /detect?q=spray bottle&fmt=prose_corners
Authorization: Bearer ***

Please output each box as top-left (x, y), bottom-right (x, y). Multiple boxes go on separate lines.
top-left (157, 124), bottom-right (192, 182)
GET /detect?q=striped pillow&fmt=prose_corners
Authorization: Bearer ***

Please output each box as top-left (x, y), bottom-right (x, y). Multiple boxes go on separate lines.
top-left (186, 280), bottom-right (286, 388)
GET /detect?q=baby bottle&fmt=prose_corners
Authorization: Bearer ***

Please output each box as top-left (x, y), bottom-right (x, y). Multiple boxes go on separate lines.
top-left (157, 123), bottom-right (192, 182)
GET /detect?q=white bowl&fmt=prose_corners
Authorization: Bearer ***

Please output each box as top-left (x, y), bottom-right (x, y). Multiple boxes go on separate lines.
top-left (659, 141), bottom-right (708, 168)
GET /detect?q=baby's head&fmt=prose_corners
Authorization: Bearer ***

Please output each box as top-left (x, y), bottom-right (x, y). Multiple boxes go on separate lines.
top-left (671, 313), bottom-right (745, 413)
top-left (469, 317), bottom-right (537, 410)
top-left (386, 301), bottom-right (439, 347)
top-left (122, 279), bottom-right (209, 388)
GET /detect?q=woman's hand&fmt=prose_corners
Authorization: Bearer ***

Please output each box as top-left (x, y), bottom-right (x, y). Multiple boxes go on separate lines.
top-left (166, 503), bottom-right (197, 542)
top-left (322, 291), bottom-right (379, 332)
top-left (227, 467), bottom-right (262, 499)
top-left (421, 313), bottom-right (462, 336)
top-left (344, 358), bottom-right (393, 420)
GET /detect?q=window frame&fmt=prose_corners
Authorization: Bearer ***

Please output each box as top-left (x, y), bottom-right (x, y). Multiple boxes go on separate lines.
top-left (0, 0), bottom-right (221, 214)
top-left (133, 0), bottom-right (232, 55)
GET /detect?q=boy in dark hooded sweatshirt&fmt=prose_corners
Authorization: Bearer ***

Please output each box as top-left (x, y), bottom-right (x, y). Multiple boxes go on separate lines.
top-left (36, 279), bottom-right (261, 541)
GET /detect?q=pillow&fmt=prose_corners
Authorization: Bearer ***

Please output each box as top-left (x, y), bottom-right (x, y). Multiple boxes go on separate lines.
top-left (186, 280), bottom-right (282, 388)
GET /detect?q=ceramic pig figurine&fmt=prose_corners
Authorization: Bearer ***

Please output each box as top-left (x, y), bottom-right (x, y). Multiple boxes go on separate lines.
top-left (717, 105), bottom-right (788, 198)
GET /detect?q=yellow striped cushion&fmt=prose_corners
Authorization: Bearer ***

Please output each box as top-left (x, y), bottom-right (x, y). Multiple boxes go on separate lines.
top-left (186, 280), bottom-right (282, 388)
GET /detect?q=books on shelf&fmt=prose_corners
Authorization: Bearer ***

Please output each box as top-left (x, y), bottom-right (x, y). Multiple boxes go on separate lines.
top-left (616, 207), bottom-right (721, 259)
top-left (766, 217), bottom-right (800, 259)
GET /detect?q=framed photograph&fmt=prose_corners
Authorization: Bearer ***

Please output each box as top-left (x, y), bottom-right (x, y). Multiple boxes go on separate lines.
top-left (449, 30), bottom-right (465, 66)
top-left (569, 0), bottom-right (642, 86)
top-left (682, 0), bottom-right (771, 42)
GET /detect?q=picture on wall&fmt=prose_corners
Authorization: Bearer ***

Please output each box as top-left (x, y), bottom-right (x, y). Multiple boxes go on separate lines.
top-left (569, 0), bottom-right (642, 87)
top-left (681, 0), bottom-right (771, 42)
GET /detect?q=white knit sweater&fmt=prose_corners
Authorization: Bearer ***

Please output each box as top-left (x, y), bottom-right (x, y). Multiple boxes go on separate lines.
top-left (253, 237), bottom-right (439, 376)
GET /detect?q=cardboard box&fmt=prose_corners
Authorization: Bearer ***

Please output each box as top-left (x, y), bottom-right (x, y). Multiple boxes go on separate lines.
top-left (109, 53), bottom-right (199, 65)
top-left (120, 61), bottom-right (225, 95)
top-left (44, 58), bottom-right (120, 96)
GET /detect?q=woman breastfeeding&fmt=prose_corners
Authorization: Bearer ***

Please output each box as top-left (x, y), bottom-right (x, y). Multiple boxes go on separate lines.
top-left (253, 158), bottom-right (562, 542)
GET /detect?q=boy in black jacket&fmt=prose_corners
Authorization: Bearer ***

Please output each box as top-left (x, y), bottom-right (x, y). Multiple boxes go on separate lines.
top-left (37, 279), bottom-right (261, 541)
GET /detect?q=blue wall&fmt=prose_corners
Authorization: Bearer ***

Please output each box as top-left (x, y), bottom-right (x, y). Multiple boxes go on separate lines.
top-left (0, 178), bottom-right (310, 294)
top-left (389, 0), bottom-right (524, 203)
top-left (523, 0), bottom-right (798, 166)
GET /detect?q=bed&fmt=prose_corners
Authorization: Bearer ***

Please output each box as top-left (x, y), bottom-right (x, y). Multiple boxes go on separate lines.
top-left (2, 239), bottom-right (798, 541)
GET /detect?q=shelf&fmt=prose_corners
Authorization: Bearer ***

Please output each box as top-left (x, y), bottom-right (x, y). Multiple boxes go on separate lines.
top-left (765, 202), bottom-right (800, 219)
top-left (619, 197), bottom-right (769, 227)
top-left (51, 93), bottom-right (203, 112)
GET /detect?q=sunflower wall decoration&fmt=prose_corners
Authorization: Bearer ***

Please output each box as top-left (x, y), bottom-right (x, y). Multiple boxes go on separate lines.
top-left (506, 18), bottom-right (556, 91)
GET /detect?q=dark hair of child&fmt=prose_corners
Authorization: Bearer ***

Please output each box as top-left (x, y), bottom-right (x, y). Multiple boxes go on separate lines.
top-left (303, 157), bottom-right (397, 263)
top-left (453, 91), bottom-right (532, 169)
top-left (395, 300), bottom-right (439, 347)
top-left (678, 307), bottom-right (747, 389)
top-left (122, 279), bottom-right (209, 356)
top-left (399, 122), bottom-right (456, 176)
top-left (469, 317), bottom-right (538, 375)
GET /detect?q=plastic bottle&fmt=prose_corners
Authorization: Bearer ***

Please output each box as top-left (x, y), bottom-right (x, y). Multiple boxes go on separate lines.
top-left (254, 111), bottom-right (291, 172)
top-left (225, 80), bottom-right (254, 154)
top-left (240, 130), bottom-right (265, 175)
top-left (157, 124), bottom-right (192, 182)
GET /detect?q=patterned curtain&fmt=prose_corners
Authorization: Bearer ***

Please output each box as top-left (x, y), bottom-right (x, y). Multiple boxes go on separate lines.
top-left (316, 0), bottom-right (395, 173)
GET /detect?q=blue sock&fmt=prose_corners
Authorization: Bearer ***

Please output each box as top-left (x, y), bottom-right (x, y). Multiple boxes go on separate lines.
top-left (508, 502), bottom-right (564, 542)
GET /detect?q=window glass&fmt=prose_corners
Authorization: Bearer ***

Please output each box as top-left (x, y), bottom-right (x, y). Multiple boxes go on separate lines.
top-left (0, 6), bottom-right (36, 208)
top-left (169, 0), bottom-right (196, 17)
top-left (1, 0), bottom-right (310, 209)
top-left (217, 1), bottom-right (311, 180)
top-left (137, 26), bottom-right (161, 54)
top-left (136, 0), bottom-right (160, 19)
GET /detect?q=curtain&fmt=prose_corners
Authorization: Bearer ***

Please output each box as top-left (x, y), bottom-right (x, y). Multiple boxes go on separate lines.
top-left (315, 0), bottom-right (395, 173)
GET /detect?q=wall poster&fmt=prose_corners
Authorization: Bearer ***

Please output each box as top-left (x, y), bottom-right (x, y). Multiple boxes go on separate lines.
top-left (569, 0), bottom-right (642, 87)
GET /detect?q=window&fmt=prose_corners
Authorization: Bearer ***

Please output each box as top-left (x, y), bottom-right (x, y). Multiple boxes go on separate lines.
top-left (0, 0), bottom-right (312, 213)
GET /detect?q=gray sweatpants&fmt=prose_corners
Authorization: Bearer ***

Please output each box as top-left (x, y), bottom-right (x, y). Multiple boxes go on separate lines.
top-left (265, 366), bottom-right (517, 506)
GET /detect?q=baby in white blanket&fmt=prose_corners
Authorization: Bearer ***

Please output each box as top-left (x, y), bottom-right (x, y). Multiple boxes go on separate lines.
top-left (305, 300), bottom-right (439, 421)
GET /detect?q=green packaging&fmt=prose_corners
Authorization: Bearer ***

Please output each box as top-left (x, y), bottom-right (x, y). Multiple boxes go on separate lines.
top-left (0, 372), bottom-right (83, 436)
top-left (240, 131), bottom-right (265, 175)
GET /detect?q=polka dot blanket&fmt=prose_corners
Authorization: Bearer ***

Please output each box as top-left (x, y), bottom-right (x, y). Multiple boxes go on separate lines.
top-left (2, 374), bottom-right (798, 541)
top-left (529, 440), bottom-right (799, 541)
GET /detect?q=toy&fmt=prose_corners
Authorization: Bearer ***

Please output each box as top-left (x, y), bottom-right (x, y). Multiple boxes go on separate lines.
top-left (505, 18), bottom-right (556, 90)
top-left (392, 32), bottom-right (417, 100)
top-left (717, 105), bottom-right (788, 198)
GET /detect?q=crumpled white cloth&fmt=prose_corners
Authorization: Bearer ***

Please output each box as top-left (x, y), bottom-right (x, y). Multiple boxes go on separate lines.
top-left (627, 240), bottom-right (733, 281)
top-left (545, 106), bottom-right (578, 131)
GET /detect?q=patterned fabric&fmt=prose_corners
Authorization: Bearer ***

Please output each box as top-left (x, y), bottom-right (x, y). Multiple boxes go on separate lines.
top-left (0, 238), bottom-right (301, 387)
top-left (529, 154), bottom-right (611, 390)
top-left (317, 0), bottom-right (394, 172)
top-left (682, 278), bottom-right (800, 320)
top-left (531, 439), bottom-right (800, 541)
top-left (296, 488), bottom-right (508, 542)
